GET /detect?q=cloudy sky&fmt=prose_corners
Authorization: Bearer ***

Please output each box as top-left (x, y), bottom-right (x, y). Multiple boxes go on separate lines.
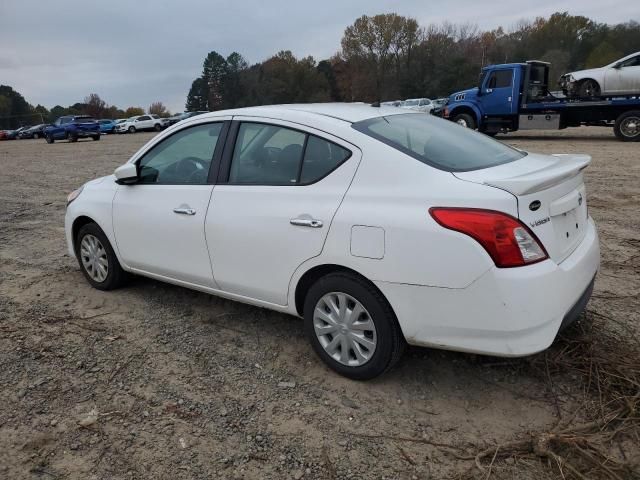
top-left (1, 0), bottom-right (637, 113)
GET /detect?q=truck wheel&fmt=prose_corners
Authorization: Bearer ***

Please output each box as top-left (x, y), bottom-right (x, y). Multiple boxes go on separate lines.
top-left (578, 79), bottom-right (600, 98)
top-left (452, 113), bottom-right (476, 130)
top-left (154, 123), bottom-right (162, 131)
top-left (45, 135), bottom-right (54, 144)
top-left (68, 133), bottom-right (78, 143)
top-left (614, 111), bottom-right (640, 142)
top-left (128, 126), bottom-right (136, 134)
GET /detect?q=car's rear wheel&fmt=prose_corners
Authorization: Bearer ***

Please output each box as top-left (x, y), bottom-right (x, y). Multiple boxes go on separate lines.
top-left (76, 223), bottom-right (128, 290)
top-left (92, 134), bottom-right (100, 141)
top-left (33, 133), bottom-right (39, 139)
top-left (614, 110), bottom-right (640, 142)
top-left (128, 126), bottom-right (136, 134)
top-left (303, 272), bottom-right (405, 380)
top-left (45, 135), bottom-right (54, 144)
top-left (452, 113), bottom-right (476, 130)
top-left (154, 123), bottom-right (162, 131)
top-left (578, 79), bottom-right (601, 98)
top-left (68, 132), bottom-right (78, 143)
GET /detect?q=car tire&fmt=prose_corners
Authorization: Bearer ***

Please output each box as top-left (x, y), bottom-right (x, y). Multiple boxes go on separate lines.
top-left (303, 272), bottom-right (405, 380)
top-left (452, 113), bottom-right (476, 130)
top-left (128, 126), bottom-right (136, 134)
top-left (614, 110), bottom-right (640, 142)
top-left (75, 223), bottom-right (128, 291)
top-left (33, 133), bottom-right (39, 139)
top-left (45, 135), bottom-right (54, 144)
top-left (92, 135), bottom-right (100, 141)
top-left (578, 79), bottom-right (601, 98)
top-left (68, 132), bottom-right (78, 143)
top-left (154, 123), bottom-right (162, 132)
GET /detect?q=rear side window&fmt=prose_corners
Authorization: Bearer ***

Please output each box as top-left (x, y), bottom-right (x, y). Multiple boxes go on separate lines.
top-left (228, 123), bottom-right (351, 185)
top-left (487, 70), bottom-right (513, 88)
top-left (352, 113), bottom-right (525, 172)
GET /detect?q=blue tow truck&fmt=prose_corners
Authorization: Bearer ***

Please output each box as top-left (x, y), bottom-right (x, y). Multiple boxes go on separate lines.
top-left (444, 60), bottom-right (640, 141)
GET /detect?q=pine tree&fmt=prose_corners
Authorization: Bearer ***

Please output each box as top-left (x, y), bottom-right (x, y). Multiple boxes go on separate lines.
top-left (185, 78), bottom-right (208, 112)
top-left (201, 51), bottom-right (228, 111)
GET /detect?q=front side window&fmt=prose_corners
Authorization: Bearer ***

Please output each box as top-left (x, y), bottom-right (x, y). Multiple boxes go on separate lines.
top-left (137, 123), bottom-right (223, 184)
top-left (228, 123), bottom-right (351, 185)
top-left (138, 115), bottom-right (151, 121)
top-left (620, 55), bottom-right (640, 68)
top-left (487, 70), bottom-right (513, 89)
top-left (352, 113), bottom-right (525, 172)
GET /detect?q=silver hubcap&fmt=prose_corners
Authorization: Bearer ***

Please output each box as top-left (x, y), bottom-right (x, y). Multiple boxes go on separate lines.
top-left (313, 292), bottom-right (377, 367)
top-left (620, 117), bottom-right (639, 138)
top-left (80, 234), bottom-right (108, 282)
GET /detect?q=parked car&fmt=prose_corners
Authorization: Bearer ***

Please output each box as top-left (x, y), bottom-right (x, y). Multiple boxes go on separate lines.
top-left (4, 126), bottom-right (30, 139)
top-left (114, 118), bottom-right (132, 133)
top-left (19, 124), bottom-right (48, 139)
top-left (44, 115), bottom-right (101, 143)
top-left (65, 103), bottom-right (599, 379)
top-left (0, 130), bottom-right (8, 140)
top-left (400, 98), bottom-right (434, 113)
top-left (168, 111), bottom-right (209, 126)
top-left (380, 101), bottom-right (401, 107)
top-left (559, 51), bottom-right (640, 98)
top-left (430, 98), bottom-right (449, 117)
top-left (98, 119), bottom-right (117, 134)
top-left (117, 114), bottom-right (170, 133)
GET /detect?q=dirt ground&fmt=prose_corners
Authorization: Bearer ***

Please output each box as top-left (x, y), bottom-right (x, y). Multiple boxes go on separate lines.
top-left (0, 127), bottom-right (638, 480)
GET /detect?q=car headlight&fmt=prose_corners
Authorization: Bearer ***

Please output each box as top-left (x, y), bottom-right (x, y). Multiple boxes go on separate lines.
top-left (66, 186), bottom-right (84, 206)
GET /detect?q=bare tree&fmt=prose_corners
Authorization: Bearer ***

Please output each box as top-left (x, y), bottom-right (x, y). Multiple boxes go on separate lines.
top-left (149, 101), bottom-right (169, 117)
top-left (84, 93), bottom-right (106, 118)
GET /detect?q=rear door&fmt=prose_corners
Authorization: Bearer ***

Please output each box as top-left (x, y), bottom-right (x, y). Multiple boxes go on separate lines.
top-left (605, 55), bottom-right (640, 94)
top-left (205, 118), bottom-right (360, 305)
top-left (454, 153), bottom-right (590, 263)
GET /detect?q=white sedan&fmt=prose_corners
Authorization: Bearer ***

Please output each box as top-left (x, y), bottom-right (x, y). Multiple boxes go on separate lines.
top-left (400, 98), bottom-right (433, 113)
top-left (560, 51), bottom-right (640, 98)
top-left (65, 104), bottom-right (600, 379)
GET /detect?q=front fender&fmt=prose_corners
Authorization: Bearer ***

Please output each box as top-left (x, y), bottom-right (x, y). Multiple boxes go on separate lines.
top-left (448, 102), bottom-right (482, 125)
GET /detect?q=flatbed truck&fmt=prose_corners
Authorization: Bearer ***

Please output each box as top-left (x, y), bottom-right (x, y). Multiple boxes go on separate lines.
top-left (444, 60), bottom-right (640, 141)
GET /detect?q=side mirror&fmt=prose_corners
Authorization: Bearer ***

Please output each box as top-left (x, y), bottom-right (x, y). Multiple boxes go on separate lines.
top-left (613, 63), bottom-right (622, 69)
top-left (114, 163), bottom-right (138, 185)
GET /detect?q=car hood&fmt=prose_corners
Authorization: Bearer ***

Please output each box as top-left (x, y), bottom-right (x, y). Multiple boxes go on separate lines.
top-left (563, 67), bottom-right (604, 80)
top-left (449, 87), bottom-right (478, 103)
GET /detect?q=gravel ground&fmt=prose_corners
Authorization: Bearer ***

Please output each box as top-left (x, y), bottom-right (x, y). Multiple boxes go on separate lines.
top-left (0, 127), bottom-right (638, 479)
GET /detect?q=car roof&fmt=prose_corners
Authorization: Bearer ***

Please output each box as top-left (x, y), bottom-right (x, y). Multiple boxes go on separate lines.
top-left (198, 103), bottom-right (412, 124)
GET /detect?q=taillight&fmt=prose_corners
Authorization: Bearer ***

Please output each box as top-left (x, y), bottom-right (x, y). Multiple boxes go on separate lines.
top-left (429, 208), bottom-right (548, 268)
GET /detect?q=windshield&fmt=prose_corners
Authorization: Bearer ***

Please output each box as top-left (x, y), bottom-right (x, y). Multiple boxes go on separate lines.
top-left (352, 113), bottom-right (526, 172)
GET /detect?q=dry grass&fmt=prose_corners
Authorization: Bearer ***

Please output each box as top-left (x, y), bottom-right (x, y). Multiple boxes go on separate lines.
top-left (470, 310), bottom-right (640, 479)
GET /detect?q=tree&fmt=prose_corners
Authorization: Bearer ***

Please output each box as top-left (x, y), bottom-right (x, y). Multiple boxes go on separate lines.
top-left (124, 106), bottom-right (145, 117)
top-left (84, 93), bottom-right (107, 118)
top-left (0, 85), bottom-right (32, 128)
top-left (202, 51), bottom-right (228, 110)
top-left (223, 52), bottom-right (248, 108)
top-left (185, 77), bottom-right (208, 111)
top-left (149, 101), bottom-right (169, 117)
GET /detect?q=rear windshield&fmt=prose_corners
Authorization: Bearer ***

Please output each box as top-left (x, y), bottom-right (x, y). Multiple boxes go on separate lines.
top-left (352, 113), bottom-right (525, 172)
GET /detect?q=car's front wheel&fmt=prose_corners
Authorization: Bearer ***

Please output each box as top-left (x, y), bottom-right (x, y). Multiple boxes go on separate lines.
top-left (45, 135), bottom-right (54, 144)
top-left (154, 123), bottom-right (162, 131)
top-left (578, 79), bottom-right (601, 98)
top-left (92, 134), bottom-right (100, 141)
top-left (33, 133), bottom-right (39, 139)
top-left (304, 272), bottom-right (405, 380)
top-left (128, 126), bottom-right (136, 134)
top-left (76, 222), bottom-right (128, 290)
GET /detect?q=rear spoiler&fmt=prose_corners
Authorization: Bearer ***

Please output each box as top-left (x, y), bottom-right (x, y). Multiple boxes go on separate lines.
top-left (482, 154), bottom-right (591, 196)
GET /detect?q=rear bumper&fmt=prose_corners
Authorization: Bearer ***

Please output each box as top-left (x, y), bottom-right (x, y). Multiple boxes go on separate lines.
top-left (375, 217), bottom-right (600, 357)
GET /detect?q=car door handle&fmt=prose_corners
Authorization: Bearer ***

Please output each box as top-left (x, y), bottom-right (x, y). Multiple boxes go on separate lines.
top-left (173, 207), bottom-right (196, 215)
top-left (290, 218), bottom-right (323, 228)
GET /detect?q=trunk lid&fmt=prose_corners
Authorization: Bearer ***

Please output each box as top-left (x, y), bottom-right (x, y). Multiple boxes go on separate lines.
top-left (453, 152), bottom-right (591, 263)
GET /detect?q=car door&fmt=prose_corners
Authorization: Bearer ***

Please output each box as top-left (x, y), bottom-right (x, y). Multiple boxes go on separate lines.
top-left (53, 117), bottom-right (69, 139)
top-left (136, 115), bottom-right (152, 130)
top-left (112, 119), bottom-right (229, 287)
top-left (605, 55), bottom-right (640, 94)
top-left (478, 68), bottom-right (516, 116)
top-left (205, 119), bottom-right (360, 305)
